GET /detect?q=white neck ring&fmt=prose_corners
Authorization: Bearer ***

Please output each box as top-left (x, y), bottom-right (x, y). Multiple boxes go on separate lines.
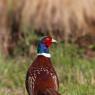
top-left (37, 53), bottom-right (51, 58)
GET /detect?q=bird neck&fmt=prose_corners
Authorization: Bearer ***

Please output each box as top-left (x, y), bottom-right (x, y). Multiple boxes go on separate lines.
top-left (37, 42), bottom-right (51, 58)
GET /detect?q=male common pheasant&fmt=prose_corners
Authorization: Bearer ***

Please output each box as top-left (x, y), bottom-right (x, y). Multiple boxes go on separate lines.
top-left (26, 36), bottom-right (60, 95)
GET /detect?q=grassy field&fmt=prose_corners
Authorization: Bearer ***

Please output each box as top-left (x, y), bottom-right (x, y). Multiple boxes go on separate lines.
top-left (0, 42), bottom-right (95, 95)
top-left (0, 0), bottom-right (95, 95)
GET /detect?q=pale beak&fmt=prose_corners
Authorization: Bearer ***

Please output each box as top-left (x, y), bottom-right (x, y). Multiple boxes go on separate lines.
top-left (52, 39), bottom-right (57, 43)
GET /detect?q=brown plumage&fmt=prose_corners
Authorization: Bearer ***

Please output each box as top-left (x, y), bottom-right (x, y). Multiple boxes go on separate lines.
top-left (25, 36), bottom-right (60, 95)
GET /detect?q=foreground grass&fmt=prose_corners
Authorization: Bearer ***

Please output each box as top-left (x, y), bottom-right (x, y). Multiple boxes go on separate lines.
top-left (0, 44), bottom-right (95, 95)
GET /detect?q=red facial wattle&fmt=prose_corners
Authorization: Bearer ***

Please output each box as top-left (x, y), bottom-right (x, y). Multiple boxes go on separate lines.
top-left (43, 37), bottom-right (52, 47)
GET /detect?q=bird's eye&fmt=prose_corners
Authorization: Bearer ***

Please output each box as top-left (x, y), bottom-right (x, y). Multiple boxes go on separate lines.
top-left (46, 37), bottom-right (52, 41)
top-left (46, 37), bottom-right (49, 40)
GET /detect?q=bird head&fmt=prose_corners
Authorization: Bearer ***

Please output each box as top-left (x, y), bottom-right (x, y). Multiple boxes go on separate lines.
top-left (41, 36), bottom-right (57, 47)
top-left (37, 36), bottom-right (57, 57)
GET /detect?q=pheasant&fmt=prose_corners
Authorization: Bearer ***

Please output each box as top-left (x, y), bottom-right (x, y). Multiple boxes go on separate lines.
top-left (25, 36), bottom-right (60, 95)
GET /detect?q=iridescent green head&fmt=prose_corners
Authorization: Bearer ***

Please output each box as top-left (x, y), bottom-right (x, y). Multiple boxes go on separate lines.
top-left (37, 36), bottom-right (57, 57)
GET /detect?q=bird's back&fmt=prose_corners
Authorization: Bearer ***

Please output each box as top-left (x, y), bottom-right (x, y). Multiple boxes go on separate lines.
top-left (26, 55), bottom-right (59, 95)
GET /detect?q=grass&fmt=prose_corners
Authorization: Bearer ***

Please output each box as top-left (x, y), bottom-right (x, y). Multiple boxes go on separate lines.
top-left (0, 0), bottom-right (95, 94)
top-left (0, 40), bottom-right (95, 95)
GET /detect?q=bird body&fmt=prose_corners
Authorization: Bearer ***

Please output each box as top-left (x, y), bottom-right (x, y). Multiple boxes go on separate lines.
top-left (26, 36), bottom-right (60, 95)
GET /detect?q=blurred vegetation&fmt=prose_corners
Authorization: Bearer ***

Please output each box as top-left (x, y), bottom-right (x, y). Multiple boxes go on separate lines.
top-left (0, 37), bottom-right (95, 95)
top-left (0, 0), bottom-right (95, 95)
top-left (0, 0), bottom-right (95, 57)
